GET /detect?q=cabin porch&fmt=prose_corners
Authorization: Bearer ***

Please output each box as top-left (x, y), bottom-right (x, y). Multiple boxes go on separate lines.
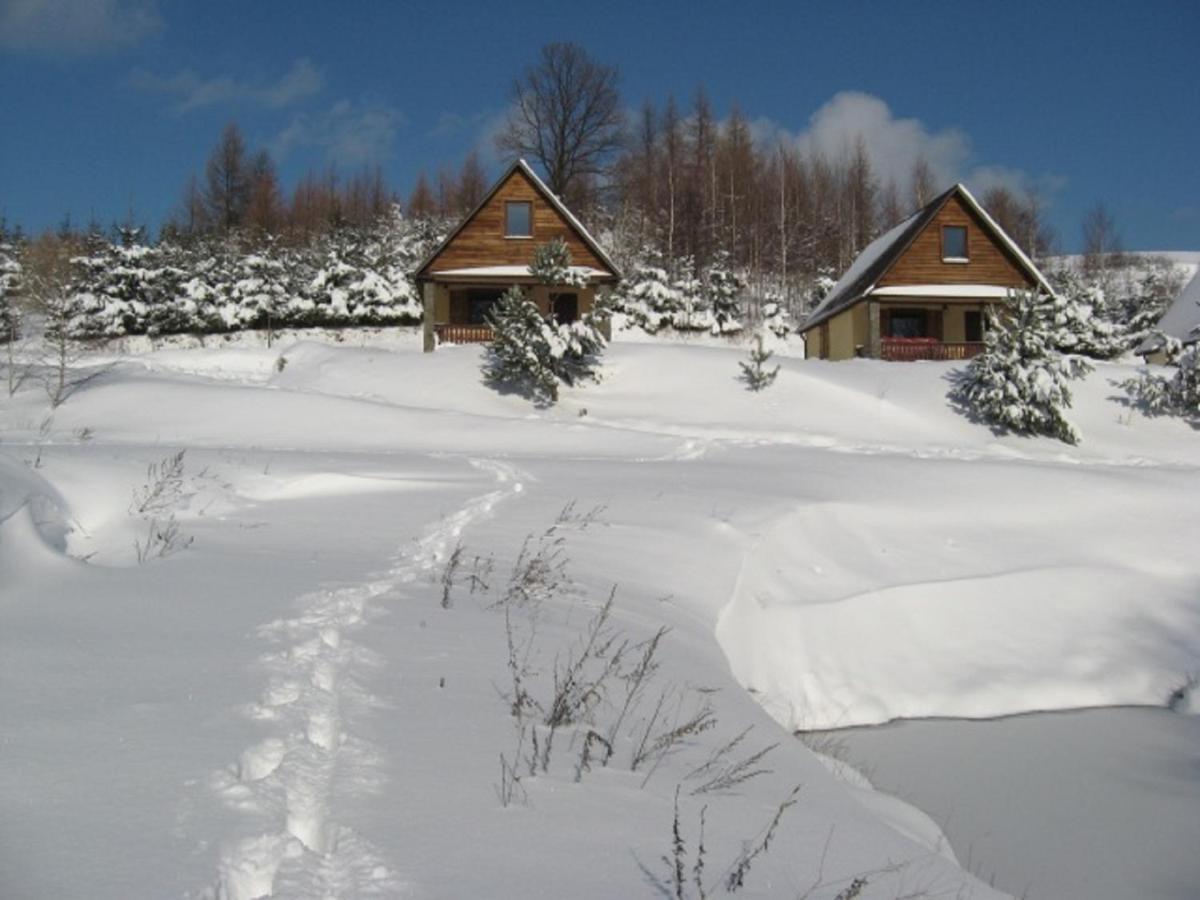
top-left (421, 279), bottom-right (596, 349)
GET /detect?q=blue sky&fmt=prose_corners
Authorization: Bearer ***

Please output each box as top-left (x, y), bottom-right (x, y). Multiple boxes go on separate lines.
top-left (1, 0), bottom-right (1197, 251)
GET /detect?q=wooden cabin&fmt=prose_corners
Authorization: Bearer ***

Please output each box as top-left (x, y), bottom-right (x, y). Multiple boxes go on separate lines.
top-left (800, 184), bottom-right (1054, 361)
top-left (413, 159), bottom-right (621, 351)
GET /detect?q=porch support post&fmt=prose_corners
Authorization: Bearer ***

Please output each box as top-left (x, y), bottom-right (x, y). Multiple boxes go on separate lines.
top-left (867, 300), bottom-right (881, 359)
top-left (422, 281), bottom-right (436, 353)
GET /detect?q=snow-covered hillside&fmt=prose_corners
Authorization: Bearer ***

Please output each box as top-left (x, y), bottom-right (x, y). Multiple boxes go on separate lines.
top-left (2, 332), bottom-right (1197, 899)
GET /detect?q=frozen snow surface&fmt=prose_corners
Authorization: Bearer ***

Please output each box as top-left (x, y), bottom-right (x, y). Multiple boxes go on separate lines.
top-left (2, 330), bottom-right (1198, 899)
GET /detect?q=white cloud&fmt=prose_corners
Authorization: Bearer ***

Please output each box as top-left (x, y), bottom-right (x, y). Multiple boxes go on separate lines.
top-left (274, 99), bottom-right (405, 165)
top-left (750, 92), bottom-right (1064, 210)
top-left (0, 0), bottom-right (162, 55)
top-left (966, 165), bottom-right (1068, 203)
top-left (792, 91), bottom-right (971, 195)
top-left (129, 58), bottom-right (323, 113)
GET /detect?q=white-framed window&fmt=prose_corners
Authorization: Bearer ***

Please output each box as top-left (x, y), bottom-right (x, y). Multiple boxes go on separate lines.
top-left (942, 225), bottom-right (968, 262)
top-left (505, 201), bottom-right (532, 238)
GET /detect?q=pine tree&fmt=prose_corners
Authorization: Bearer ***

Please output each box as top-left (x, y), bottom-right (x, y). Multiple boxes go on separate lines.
top-left (950, 289), bottom-right (1092, 444)
top-left (0, 233), bottom-right (22, 344)
top-left (613, 249), bottom-right (680, 333)
top-left (482, 285), bottom-right (605, 404)
top-left (234, 238), bottom-right (289, 341)
top-left (482, 286), bottom-right (561, 403)
top-left (1121, 336), bottom-right (1200, 421)
top-left (739, 334), bottom-right (779, 391)
top-left (671, 257), bottom-right (706, 331)
top-left (1047, 269), bottom-right (1125, 359)
top-left (530, 237), bottom-right (588, 288)
top-left (761, 298), bottom-right (791, 345)
top-left (703, 250), bottom-right (743, 335)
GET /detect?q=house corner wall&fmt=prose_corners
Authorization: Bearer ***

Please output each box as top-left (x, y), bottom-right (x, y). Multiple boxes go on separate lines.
top-left (422, 281), bottom-right (436, 352)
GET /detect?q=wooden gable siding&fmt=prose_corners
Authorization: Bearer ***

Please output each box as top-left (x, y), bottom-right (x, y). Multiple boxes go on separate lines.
top-left (878, 194), bottom-right (1034, 289)
top-left (427, 169), bottom-right (607, 274)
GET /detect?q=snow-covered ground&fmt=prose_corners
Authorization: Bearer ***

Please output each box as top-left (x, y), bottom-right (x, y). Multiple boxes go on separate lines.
top-left (1, 330), bottom-right (1197, 899)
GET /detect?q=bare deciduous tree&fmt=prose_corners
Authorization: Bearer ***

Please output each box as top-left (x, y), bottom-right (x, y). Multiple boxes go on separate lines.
top-left (456, 149), bottom-right (488, 213)
top-left (1082, 202), bottom-right (1123, 278)
top-left (496, 42), bottom-right (623, 206)
top-left (910, 155), bottom-right (936, 208)
top-left (205, 122), bottom-right (250, 231)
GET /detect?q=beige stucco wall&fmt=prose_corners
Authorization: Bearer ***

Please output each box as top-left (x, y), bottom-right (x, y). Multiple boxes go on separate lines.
top-left (817, 305), bottom-right (869, 360)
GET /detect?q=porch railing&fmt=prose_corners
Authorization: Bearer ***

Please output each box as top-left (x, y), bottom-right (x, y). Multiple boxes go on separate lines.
top-left (881, 338), bottom-right (985, 362)
top-left (435, 323), bottom-right (494, 345)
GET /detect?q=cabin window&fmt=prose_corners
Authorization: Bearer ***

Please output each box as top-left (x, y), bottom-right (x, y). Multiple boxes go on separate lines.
top-left (505, 201), bottom-right (532, 238)
top-left (466, 288), bottom-right (506, 324)
top-left (885, 308), bottom-right (930, 338)
top-left (942, 225), bottom-right (968, 262)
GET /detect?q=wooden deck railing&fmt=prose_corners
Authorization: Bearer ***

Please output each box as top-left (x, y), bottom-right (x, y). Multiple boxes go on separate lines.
top-left (435, 323), bottom-right (494, 345)
top-left (881, 339), bottom-right (985, 362)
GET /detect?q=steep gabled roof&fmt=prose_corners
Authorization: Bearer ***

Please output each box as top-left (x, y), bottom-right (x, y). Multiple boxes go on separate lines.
top-left (1142, 269), bottom-right (1200, 352)
top-left (800, 183), bottom-right (1054, 333)
top-left (413, 158), bottom-right (620, 281)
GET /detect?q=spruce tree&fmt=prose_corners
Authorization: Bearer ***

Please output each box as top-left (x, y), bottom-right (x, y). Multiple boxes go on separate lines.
top-left (950, 289), bottom-right (1092, 444)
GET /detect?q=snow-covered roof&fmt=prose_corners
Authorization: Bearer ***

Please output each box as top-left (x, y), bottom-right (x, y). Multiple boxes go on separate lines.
top-left (429, 265), bottom-right (610, 280)
top-left (414, 159), bottom-right (620, 282)
top-left (868, 284), bottom-right (1019, 299)
top-left (800, 183), bottom-right (1055, 333)
top-left (1148, 269), bottom-right (1200, 349)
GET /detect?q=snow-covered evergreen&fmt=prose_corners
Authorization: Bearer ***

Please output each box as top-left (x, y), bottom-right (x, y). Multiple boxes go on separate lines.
top-left (611, 250), bottom-right (680, 333)
top-left (703, 251), bottom-right (743, 335)
top-left (529, 237), bottom-right (588, 288)
top-left (1046, 269), bottom-right (1125, 359)
top-left (1121, 336), bottom-right (1200, 422)
top-left (951, 289), bottom-right (1092, 444)
top-left (482, 285), bottom-right (605, 404)
top-left (481, 287), bottom-right (562, 403)
top-left (0, 234), bottom-right (22, 342)
top-left (53, 206), bottom-right (432, 340)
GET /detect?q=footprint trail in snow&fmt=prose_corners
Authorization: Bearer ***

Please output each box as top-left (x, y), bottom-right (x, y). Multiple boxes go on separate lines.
top-left (207, 458), bottom-right (525, 900)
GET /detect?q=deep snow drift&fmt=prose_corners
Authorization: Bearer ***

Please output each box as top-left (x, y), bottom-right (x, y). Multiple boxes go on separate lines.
top-left (1, 331), bottom-right (1197, 899)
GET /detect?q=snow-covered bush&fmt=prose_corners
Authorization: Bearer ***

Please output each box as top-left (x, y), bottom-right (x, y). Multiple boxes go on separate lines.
top-left (1121, 336), bottom-right (1200, 422)
top-left (950, 289), bottom-right (1092, 444)
top-left (482, 286), bottom-right (605, 405)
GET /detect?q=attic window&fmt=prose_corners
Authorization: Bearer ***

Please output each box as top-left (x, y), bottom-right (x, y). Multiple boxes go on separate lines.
top-left (505, 201), bottom-right (532, 238)
top-left (942, 225), bottom-right (968, 262)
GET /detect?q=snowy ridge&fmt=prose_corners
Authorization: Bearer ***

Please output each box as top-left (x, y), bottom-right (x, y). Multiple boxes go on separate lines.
top-left (210, 458), bottom-right (525, 899)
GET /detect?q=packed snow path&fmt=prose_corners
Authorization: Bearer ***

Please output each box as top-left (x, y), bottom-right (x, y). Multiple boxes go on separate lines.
top-left (211, 459), bottom-right (525, 900)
